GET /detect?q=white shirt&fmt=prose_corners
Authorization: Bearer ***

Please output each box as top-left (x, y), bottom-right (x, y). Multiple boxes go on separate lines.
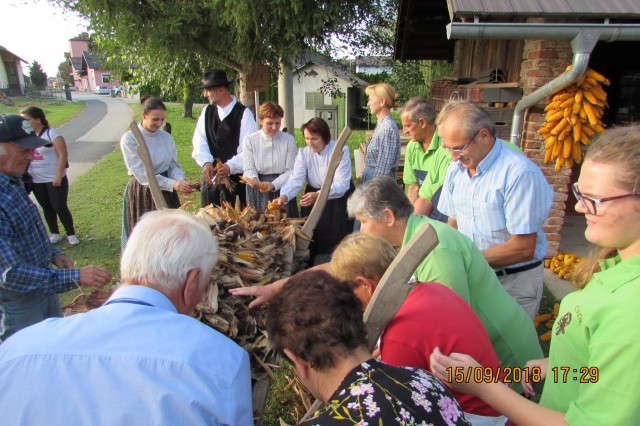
top-left (242, 130), bottom-right (298, 191)
top-left (280, 140), bottom-right (352, 202)
top-left (191, 97), bottom-right (258, 174)
top-left (28, 127), bottom-right (66, 183)
top-left (120, 123), bottom-right (186, 192)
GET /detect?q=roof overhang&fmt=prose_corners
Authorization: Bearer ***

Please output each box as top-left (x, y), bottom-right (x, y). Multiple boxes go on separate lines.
top-left (394, 0), bottom-right (640, 62)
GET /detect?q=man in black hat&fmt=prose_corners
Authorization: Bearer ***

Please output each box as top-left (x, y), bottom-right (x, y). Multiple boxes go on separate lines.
top-left (0, 114), bottom-right (112, 342)
top-left (192, 69), bottom-right (257, 207)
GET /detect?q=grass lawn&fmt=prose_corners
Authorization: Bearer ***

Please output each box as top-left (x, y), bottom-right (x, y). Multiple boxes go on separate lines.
top-left (0, 98), bottom-right (85, 127)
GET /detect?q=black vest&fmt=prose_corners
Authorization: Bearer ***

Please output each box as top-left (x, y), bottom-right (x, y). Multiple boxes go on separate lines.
top-left (204, 102), bottom-right (246, 163)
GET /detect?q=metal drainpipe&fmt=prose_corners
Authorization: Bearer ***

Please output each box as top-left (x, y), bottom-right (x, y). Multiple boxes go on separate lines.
top-left (510, 30), bottom-right (599, 147)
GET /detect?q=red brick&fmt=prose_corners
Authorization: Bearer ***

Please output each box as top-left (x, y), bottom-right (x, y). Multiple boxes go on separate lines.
top-left (546, 243), bottom-right (560, 257)
top-left (547, 233), bottom-right (562, 241)
top-left (553, 192), bottom-right (568, 202)
top-left (525, 68), bottom-right (555, 78)
top-left (528, 50), bottom-right (558, 60)
top-left (544, 217), bottom-right (564, 226)
top-left (546, 176), bottom-right (570, 185)
top-left (521, 59), bottom-right (534, 70)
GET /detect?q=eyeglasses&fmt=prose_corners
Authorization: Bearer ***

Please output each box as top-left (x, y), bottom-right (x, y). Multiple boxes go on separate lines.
top-left (572, 182), bottom-right (640, 215)
top-left (442, 129), bottom-right (481, 156)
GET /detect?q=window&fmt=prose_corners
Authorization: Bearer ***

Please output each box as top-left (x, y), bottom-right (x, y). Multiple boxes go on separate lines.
top-left (101, 74), bottom-right (111, 83)
top-left (305, 92), bottom-right (325, 110)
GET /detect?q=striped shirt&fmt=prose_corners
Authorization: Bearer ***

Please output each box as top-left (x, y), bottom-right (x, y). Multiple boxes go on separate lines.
top-left (438, 139), bottom-right (553, 267)
top-left (280, 140), bottom-right (352, 202)
top-left (0, 174), bottom-right (80, 295)
top-left (242, 130), bottom-right (298, 191)
top-left (363, 114), bottom-right (401, 177)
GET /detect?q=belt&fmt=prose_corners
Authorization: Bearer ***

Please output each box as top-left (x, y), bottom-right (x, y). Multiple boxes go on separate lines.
top-left (495, 260), bottom-right (542, 277)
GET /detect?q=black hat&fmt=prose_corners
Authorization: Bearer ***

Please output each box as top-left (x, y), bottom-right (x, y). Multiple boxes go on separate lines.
top-left (0, 114), bottom-right (47, 148)
top-left (197, 69), bottom-right (233, 89)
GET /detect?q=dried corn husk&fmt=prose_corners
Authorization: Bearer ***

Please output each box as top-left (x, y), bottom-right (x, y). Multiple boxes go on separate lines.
top-left (194, 202), bottom-right (306, 381)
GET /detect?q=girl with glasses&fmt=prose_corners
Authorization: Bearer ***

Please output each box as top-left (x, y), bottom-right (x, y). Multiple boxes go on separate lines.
top-left (430, 124), bottom-right (640, 425)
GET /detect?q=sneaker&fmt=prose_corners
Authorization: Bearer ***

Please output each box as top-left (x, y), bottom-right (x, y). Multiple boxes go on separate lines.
top-left (49, 234), bottom-right (62, 244)
top-left (67, 235), bottom-right (80, 246)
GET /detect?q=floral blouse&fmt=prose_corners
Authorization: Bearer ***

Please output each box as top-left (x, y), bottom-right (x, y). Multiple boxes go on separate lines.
top-left (300, 359), bottom-right (470, 426)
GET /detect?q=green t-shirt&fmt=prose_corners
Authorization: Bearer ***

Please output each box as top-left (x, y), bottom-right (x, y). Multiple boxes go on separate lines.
top-left (402, 132), bottom-right (451, 201)
top-left (540, 255), bottom-right (640, 424)
top-left (403, 214), bottom-right (542, 372)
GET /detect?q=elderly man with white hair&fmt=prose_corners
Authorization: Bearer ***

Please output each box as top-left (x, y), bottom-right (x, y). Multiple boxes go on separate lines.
top-left (0, 209), bottom-right (253, 425)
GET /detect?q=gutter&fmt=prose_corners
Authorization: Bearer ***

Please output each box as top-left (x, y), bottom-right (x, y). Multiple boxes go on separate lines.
top-left (447, 21), bottom-right (640, 147)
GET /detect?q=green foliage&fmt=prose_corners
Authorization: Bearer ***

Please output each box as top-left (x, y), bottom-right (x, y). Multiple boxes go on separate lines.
top-left (0, 99), bottom-right (84, 126)
top-left (388, 61), bottom-right (426, 104)
top-left (52, 0), bottom-right (398, 113)
top-left (57, 53), bottom-right (74, 87)
top-left (29, 61), bottom-right (48, 89)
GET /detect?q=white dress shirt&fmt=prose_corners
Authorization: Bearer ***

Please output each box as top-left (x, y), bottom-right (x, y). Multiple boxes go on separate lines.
top-left (280, 140), bottom-right (352, 202)
top-left (120, 123), bottom-right (185, 192)
top-left (191, 97), bottom-right (258, 174)
top-left (242, 130), bottom-right (298, 191)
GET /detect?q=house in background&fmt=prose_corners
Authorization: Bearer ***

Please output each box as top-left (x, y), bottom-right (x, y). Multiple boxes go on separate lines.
top-left (354, 56), bottom-right (393, 75)
top-left (68, 37), bottom-right (117, 92)
top-left (292, 52), bottom-right (369, 136)
top-left (0, 45), bottom-right (27, 96)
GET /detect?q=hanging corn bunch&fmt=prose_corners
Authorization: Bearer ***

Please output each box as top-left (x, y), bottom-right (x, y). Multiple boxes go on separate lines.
top-left (538, 67), bottom-right (610, 172)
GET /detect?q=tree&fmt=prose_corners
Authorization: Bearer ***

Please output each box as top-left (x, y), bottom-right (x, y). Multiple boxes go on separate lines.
top-left (29, 61), bottom-right (48, 89)
top-left (51, 0), bottom-right (397, 116)
top-left (58, 53), bottom-right (74, 87)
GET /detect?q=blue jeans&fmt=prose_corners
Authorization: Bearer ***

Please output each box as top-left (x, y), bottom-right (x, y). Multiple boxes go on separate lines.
top-left (0, 288), bottom-right (61, 343)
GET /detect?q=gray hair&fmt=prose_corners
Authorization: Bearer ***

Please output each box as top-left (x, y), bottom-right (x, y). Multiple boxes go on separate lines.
top-left (347, 176), bottom-right (413, 221)
top-left (436, 100), bottom-right (495, 139)
top-left (401, 97), bottom-right (437, 125)
top-left (121, 209), bottom-right (218, 291)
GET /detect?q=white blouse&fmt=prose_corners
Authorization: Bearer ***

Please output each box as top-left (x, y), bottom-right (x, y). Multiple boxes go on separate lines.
top-left (242, 130), bottom-right (298, 191)
top-left (120, 123), bottom-right (186, 192)
top-left (280, 140), bottom-right (352, 202)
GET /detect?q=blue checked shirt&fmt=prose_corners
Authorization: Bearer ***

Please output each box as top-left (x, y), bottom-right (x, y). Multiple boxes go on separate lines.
top-left (0, 174), bottom-right (80, 295)
top-left (364, 114), bottom-right (401, 177)
top-left (438, 139), bottom-right (553, 267)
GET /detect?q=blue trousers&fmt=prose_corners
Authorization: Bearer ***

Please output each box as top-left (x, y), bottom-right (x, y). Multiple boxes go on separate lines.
top-left (0, 289), bottom-right (61, 343)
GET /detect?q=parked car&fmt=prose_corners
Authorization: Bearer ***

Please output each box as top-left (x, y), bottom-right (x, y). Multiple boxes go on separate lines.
top-left (94, 85), bottom-right (109, 95)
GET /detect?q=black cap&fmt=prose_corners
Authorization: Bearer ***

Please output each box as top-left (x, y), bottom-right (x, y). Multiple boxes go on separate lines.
top-left (0, 114), bottom-right (47, 148)
top-left (197, 69), bottom-right (233, 89)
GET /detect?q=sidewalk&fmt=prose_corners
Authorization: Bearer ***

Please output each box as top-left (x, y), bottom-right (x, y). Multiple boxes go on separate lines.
top-left (61, 93), bottom-right (133, 184)
top-left (544, 215), bottom-right (593, 300)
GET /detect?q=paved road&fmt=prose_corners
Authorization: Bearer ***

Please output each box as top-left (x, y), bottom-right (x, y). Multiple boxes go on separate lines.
top-left (59, 92), bottom-right (134, 184)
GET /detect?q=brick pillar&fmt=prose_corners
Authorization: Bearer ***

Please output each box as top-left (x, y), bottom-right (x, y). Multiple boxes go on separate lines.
top-left (519, 37), bottom-right (573, 257)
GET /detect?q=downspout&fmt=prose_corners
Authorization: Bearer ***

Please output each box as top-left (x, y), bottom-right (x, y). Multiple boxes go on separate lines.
top-left (511, 30), bottom-right (599, 147)
top-left (447, 21), bottom-right (640, 147)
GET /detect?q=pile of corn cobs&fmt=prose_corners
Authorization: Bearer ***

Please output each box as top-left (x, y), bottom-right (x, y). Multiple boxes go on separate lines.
top-left (193, 201), bottom-right (306, 381)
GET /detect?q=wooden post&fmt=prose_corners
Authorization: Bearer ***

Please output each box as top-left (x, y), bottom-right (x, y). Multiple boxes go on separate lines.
top-left (295, 126), bottom-right (351, 258)
top-left (128, 121), bottom-right (168, 209)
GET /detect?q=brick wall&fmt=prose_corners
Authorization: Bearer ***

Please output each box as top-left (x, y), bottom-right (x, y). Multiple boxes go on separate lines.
top-left (519, 37), bottom-right (573, 257)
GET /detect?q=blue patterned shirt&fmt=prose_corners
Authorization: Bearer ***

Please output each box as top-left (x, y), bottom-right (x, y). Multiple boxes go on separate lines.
top-left (0, 173), bottom-right (79, 295)
top-left (363, 114), bottom-right (401, 178)
top-left (438, 139), bottom-right (553, 266)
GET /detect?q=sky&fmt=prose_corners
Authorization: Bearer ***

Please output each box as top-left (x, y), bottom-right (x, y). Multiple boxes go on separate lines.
top-left (1, 0), bottom-right (89, 77)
